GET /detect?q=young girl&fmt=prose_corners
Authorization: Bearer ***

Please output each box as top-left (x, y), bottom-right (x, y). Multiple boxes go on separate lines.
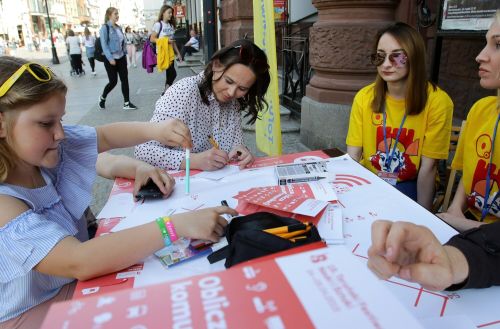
top-left (346, 22), bottom-right (453, 210)
top-left (0, 56), bottom-right (236, 328)
top-left (438, 11), bottom-right (500, 231)
top-left (150, 5), bottom-right (183, 93)
top-left (135, 39), bottom-right (271, 171)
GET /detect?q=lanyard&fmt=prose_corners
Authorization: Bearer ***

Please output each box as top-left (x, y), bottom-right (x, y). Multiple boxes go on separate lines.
top-left (481, 112), bottom-right (500, 220)
top-left (382, 109), bottom-right (407, 172)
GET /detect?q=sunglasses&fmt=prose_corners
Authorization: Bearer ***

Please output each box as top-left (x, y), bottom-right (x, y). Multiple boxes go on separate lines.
top-left (232, 45), bottom-right (269, 73)
top-left (0, 62), bottom-right (52, 97)
top-left (370, 51), bottom-right (408, 67)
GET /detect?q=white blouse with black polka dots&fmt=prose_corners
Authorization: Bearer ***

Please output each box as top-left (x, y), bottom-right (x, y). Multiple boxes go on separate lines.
top-left (134, 73), bottom-right (244, 170)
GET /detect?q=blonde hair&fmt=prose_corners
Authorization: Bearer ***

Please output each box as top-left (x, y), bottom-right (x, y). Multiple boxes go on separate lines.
top-left (104, 7), bottom-right (118, 24)
top-left (0, 56), bottom-right (67, 182)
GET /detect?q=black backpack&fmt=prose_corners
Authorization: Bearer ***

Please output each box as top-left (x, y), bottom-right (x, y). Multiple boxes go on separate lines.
top-left (94, 24), bottom-right (110, 62)
top-left (207, 212), bottom-right (322, 268)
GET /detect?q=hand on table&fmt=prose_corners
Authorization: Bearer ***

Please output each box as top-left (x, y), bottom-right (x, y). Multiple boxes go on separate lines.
top-left (171, 206), bottom-right (238, 242)
top-left (367, 220), bottom-right (468, 291)
top-left (155, 119), bottom-right (193, 149)
top-left (191, 148), bottom-right (229, 171)
top-left (133, 163), bottom-right (175, 199)
top-left (229, 145), bottom-right (254, 169)
top-left (437, 208), bottom-right (481, 232)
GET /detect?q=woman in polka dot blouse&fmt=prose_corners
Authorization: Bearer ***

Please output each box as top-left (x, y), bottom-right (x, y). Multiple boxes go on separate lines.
top-left (135, 39), bottom-right (270, 171)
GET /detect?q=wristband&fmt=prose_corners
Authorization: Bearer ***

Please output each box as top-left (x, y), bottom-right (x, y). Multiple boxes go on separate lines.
top-left (156, 217), bottom-right (172, 246)
top-left (163, 216), bottom-right (178, 242)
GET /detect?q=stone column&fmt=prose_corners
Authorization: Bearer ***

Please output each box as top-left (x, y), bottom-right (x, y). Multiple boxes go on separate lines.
top-left (219, 0), bottom-right (253, 48)
top-left (301, 0), bottom-right (400, 151)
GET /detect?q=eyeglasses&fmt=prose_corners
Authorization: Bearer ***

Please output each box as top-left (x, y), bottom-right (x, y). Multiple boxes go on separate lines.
top-left (233, 45), bottom-right (269, 73)
top-left (370, 51), bottom-right (408, 67)
top-left (0, 63), bottom-right (52, 97)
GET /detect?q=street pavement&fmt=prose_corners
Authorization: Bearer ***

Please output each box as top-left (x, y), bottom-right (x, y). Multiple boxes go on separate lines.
top-left (13, 47), bottom-right (305, 214)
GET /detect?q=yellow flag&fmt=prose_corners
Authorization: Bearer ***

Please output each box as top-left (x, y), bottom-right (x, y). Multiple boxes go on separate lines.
top-left (253, 0), bottom-right (282, 155)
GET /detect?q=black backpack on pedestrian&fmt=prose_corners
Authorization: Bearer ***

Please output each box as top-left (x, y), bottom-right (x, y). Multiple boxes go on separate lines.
top-left (94, 24), bottom-right (110, 62)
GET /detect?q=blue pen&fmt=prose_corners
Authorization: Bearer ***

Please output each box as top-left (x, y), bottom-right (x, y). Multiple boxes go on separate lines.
top-left (185, 149), bottom-right (190, 195)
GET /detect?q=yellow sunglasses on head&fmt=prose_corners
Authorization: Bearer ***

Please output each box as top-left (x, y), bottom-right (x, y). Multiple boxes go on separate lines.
top-left (0, 62), bottom-right (52, 97)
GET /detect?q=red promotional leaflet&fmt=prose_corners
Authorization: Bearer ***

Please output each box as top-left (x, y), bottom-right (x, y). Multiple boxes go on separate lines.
top-left (249, 150), bottom-right (329, 168)
top-left (73, 218), bottom-right (144, 299)
top-left (42, 248), bottom-right (423, 329)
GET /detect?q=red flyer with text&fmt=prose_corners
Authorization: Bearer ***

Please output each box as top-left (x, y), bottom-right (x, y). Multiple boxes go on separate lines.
top-left (42, 248), bottom-right (423, 329)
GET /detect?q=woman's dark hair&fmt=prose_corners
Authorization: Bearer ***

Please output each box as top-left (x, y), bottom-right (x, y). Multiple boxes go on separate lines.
top-left (125, 26), bottom-right (131, 33)
top-left (198, 39), bottom-right (270, 124)
top-left (371, 22), bottom-right (433, 115)
top-left (67, 29), bottom-right (75, 37)
top-left (158, 5), bottom-right (176, 27)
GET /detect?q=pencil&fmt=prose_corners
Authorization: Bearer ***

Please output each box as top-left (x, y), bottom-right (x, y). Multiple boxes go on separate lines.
top-left (264, 222), bottom-right (310, 235)
top-left (276, 226), bottom-right (311, 239)
top-left (185, 148), bottom-right (190, 195)
top-left (208, 135), bottom-right (220, 149)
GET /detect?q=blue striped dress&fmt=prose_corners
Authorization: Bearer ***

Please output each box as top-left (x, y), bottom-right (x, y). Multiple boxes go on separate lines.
top-left (0, 125), bottom-right (97, 322)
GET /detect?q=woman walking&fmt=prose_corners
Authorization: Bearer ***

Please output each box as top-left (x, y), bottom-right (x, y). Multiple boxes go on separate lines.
top-left (83, 27), bottom-right (96, 75)
top-left (98, 7), bottom-right (138, 111)
top-left (150, 5), bottom-right (183, 94)
top-left (125, 26), bottom-right (138, 68)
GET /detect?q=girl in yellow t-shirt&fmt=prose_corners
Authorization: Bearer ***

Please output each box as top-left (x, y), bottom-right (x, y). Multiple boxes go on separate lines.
top-left (438, 12), bottom-right (500, 231)
top-left (346, 22), bottom-right (453, 210)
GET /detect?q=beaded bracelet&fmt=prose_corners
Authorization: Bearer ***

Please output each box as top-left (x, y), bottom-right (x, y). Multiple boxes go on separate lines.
top-left (163, 216), bottom-right (178, 242)
top-left (156, 217), bottom-right (172, 246)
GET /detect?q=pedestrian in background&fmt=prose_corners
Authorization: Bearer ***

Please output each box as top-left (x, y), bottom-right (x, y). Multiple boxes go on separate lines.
top-left (125, 26), bottom-right (137, 68)
top-left (98, 7), bottom-right (138, 111)
top-left (150, 5), bottom-right (183, 95)
top-left (83, 27), bottom-right (96, 76)
top-left (66, 29), bottom-right (84, 76)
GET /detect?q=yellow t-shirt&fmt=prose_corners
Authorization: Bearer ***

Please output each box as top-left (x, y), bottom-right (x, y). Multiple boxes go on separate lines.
top-left (346, 82), bottom-right (453, 181)
top-left (452, 96), bottom-right (500, 223)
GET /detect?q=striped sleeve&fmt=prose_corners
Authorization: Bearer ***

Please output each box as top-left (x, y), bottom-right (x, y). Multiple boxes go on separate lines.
top-left (0, 210), bottom-right (72, 282)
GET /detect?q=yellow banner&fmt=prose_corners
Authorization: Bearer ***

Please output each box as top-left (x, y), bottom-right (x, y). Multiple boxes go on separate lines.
top-left (253, 0), bottom-right (282, 155)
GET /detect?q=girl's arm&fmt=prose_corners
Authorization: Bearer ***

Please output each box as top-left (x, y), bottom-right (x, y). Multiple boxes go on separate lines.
top-left (96, 153), bottom-right (175, 198)
top-left (417, 155), bottom-right (437, 210)
top-left (347, 146), bottom-right (362, 162)
top-left (437, 180), bottom-right (481, 231)
top-left (171, 40), bottom-right (182, 61)
top-left (34, 206), bottom-right (238, 281)
top-left (96, 120), bottom-right (192, 153)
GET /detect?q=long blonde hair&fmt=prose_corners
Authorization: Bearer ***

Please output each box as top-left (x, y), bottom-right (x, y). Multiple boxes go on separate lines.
top-left (104, 7), bottom-right (118, 24)
top-left (0, 57), bottom-right (67, 182)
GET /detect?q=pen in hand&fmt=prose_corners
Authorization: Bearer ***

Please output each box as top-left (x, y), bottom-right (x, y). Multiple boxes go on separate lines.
top-left (208, 135), bottom-right (220, 149)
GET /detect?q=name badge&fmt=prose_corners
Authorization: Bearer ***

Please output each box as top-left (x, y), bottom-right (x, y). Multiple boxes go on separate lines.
top-left (378, 171), bottom-right (398, 186)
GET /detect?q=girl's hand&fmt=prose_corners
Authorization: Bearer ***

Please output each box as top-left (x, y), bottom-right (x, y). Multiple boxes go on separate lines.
top-left (109, 59), bottom-right (116, 66)
top-left (155, 119), bottom-right (193, 149)
top-left (191, 148), bottom-right (229, 171)
top-left (171, 206), bottom-right (238, 242)
top-left (133, 163), bottom-right (175, 199)
top-left (228, 145), bottom-right (254, 169)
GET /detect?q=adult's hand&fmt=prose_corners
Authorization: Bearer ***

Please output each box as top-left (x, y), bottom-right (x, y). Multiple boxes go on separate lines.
top-left (155, 119), bottom-right (193, 149)
top-left (367, 220), bottom-right (469, 291)
top-left (109, 59), bottom-right (116, 66)
top-left (190, 148), bottom-right (229, 171)
top-left (171, 206), bottom-right (238, 242)
top-left (229, 145), bottom-right (254, 169)
top-left (132, 163), bottom-right (175, 200)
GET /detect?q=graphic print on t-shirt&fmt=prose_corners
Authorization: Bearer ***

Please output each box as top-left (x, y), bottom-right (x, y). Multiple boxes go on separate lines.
top-left (369, 113), bottom-right (419, 181)
top-left (467, 133), bottom-right (500, 218)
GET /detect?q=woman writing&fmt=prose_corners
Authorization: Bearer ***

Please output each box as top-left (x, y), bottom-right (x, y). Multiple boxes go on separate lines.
top-left (135, 39), bottom-right (270, 171)
top-left (346, 22), bottom-right (453, 210)
top-left (150, 5), bottom-right (183, 94)
top-left (0, 56), bottom-right (235, 327)
top-left (98, 7), bottom-right (138, 111)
